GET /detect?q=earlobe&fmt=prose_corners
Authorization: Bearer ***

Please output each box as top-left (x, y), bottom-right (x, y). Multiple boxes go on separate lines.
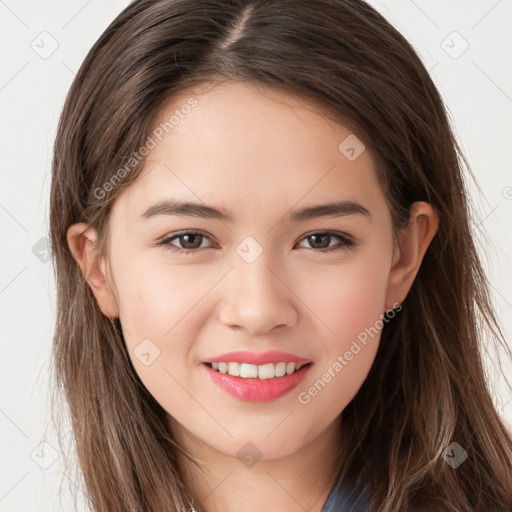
top-left (384, 202), bottom-right (439, 310)
top-left (67, 223), bottom-right (119, 318)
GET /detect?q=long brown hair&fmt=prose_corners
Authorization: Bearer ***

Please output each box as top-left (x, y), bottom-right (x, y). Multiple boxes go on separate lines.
top-left (48, 0), bottom-right (512, 510)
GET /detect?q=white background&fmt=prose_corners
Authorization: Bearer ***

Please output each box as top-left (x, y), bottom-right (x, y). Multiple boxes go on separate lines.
top-left (1, 1), bottom-right (511, 510)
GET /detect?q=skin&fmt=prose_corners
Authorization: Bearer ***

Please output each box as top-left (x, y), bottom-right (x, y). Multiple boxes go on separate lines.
top-left (67, 81), bottom-right (439, 512)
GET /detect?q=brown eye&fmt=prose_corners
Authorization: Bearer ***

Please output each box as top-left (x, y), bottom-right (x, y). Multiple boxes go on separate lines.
top-left (174, 233), bottom-right (205, 250)
top-left (296, 231), bottom-right (355, 252)
top-left (157, 230), bottom-right (356, 255)
top-left (157, 231), bottom-right (214, 253)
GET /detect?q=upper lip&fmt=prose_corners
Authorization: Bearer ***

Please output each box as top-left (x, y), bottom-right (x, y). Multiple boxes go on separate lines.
top-left (203, 350), bottom-right (312, 366)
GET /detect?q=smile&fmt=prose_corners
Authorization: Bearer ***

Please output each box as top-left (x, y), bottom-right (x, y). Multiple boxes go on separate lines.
top-left (202, 362), bottom-right (312, 402)
top-left (208, 361), bottom-right (303, 379)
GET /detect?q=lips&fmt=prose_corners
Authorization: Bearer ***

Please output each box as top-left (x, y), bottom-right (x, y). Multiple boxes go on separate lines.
top-left (202, 361), bottom-right (312, 402)
top-left (203, 350), bottom-right (312, 366)
top-left (201, 350), bottom-right (313, 401)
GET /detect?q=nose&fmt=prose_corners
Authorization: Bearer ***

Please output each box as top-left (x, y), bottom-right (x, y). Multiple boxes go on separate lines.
top-left (218, 252), bottom-right (298, 336)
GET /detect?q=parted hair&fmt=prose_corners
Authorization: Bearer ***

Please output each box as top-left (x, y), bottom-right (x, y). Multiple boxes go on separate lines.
top-left (49, 1), bottom-right (512, 510)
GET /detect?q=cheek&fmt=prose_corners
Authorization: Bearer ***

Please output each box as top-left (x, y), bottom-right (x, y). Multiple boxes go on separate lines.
top-left (114, 251), bottom-right (213, 342)
top-left (295, 288), bottom-right (384, 417)
top-left (299, 251), bottom-right (391, 348)
top-left (293, 249), bottom-right (390, 409)
top-left (114, 254), bottom-right (223, 403)
top-left (114, 257), bottom-right (208, 418)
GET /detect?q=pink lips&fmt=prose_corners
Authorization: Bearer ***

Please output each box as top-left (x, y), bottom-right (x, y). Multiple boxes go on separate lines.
top-left (201, 350), bottom-right (313, 402)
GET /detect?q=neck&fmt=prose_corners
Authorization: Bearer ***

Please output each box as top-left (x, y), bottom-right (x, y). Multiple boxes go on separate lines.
top-left (171, 415), bottom-right (343, 512)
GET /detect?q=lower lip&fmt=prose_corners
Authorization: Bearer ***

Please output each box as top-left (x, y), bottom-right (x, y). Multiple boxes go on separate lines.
top-left (202, 363), bottom-right (312, 402)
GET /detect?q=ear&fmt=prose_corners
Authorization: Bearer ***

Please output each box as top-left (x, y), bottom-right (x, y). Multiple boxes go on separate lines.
top-left (384, 202), bottom-right (439, 311)
top-left (67, 222), bottom-right (119, 318)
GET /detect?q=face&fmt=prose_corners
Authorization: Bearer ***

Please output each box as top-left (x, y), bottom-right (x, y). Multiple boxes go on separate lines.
top-left (72, 81), bottom-right (428, 461)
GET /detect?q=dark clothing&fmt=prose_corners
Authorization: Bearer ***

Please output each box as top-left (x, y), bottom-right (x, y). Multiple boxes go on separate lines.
top-left (321, 474), bottom-right (371, 512)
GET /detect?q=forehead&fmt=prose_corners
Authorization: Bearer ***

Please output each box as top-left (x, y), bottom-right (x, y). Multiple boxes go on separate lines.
top-left (112, 81), bottom-right (384, 223)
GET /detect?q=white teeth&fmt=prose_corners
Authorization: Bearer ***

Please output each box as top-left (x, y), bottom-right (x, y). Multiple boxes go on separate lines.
top-left (209, 361), bottom-right (306, 379)
top-left (258, 363), bottom-right (275, 379)
top-left (275, 362), bottom-right (287, 377)
top-left (286, 362), bottom-right (296, 375)
top-left (227, 362), bottom-right (240, 377)
top-left (240, 363), bottom-right (258, 378)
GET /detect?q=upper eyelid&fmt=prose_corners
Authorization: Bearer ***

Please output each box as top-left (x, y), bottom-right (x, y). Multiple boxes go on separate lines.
top-left (160, 229), bottom-right (217, 244)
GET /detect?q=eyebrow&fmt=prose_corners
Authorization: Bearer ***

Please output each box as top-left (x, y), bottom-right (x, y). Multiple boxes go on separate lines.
top-left (141, 198), bottom-right (371, 223)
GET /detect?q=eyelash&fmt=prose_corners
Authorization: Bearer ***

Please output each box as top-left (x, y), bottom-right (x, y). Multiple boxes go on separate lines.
top-left (156, 230), bottom-right (356, 255)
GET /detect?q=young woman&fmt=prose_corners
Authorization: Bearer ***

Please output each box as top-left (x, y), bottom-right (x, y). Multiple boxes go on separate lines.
top-left (49, 0), bottom-right (512, 510)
